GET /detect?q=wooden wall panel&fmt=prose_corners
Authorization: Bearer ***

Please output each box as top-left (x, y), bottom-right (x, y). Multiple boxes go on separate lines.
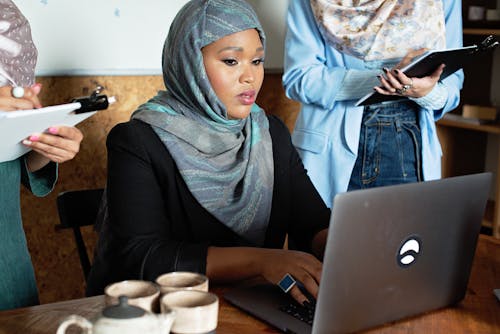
top-left (258, 73), bottom-right (300, 132)
top-left (19, 73), bottom-right (300, 304)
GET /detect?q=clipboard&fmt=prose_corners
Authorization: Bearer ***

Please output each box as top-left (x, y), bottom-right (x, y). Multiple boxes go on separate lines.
top-left (0, 94), bottom-right (114, 163)
top-left (355, 35), bottom-right (499, 107)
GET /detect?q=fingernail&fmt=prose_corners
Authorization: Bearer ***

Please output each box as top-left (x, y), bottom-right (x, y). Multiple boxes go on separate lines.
top-left (29, 135), bottom-right (39, 141)
top-left (48, 127), bottom-right (58, 134)
top-left (22, 139), bottom-right (32, 146)
top-left (383, 68), bottom-right (389, 73)
top-left (31, 83), bottom-right (42, 94)
top-left (394, 69), bottom-right (401, 74)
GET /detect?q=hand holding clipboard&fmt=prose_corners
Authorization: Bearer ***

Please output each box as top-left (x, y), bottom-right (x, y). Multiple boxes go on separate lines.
top-left (0, 86), bottom-right (115, 163)
top-left (356, 35), bottom-right (499, 106)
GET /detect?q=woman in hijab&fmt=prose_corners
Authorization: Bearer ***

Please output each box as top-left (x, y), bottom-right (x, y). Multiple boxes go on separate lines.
top-left (0, 0), bottom-right (83, 310)
top-left (283, 0), bottom-right (463, 207)
top-left (86, 0), bottom-right (330, 305)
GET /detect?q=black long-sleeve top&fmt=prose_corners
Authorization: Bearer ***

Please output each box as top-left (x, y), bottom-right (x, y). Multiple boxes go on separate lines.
top-left (86, 115), bottom-right (330, 296)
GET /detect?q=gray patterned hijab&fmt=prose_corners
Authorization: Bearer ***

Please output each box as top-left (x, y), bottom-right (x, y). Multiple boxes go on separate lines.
top-left (133, 0), bottom-right (273, 246)
top-left (0, 0), bottom-right (37, 86)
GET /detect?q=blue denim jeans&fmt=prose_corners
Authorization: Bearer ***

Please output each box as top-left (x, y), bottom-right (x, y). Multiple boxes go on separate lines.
top-left (348, 101), bottom-right (422, 190)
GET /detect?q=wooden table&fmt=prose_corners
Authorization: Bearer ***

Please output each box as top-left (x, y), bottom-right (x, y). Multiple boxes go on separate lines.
top-left (0, 235), bottom-right (498, 334)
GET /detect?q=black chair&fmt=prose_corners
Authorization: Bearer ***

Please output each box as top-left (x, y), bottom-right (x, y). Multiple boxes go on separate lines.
top-left (56, 188), bottom-right (104, 281)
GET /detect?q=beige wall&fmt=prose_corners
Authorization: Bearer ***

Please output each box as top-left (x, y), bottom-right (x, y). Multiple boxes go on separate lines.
top-left (21, 73), bottom-right (299, 304)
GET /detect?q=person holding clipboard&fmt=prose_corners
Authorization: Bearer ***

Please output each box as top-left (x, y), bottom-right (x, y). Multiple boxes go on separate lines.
top-left (0, 0), bottom-right (83, 310)
top-left (283, 0), bottom-right (464, 208)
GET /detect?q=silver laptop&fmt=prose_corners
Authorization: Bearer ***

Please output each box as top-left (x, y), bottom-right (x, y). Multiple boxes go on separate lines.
top-left (225, 173), bottom-right (492, 334)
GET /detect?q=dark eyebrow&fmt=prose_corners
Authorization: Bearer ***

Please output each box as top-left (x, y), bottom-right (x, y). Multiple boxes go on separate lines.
top-left (217, 46), bottom-right (265, 54)
top-left (217, 46), bottom-right (243, 53)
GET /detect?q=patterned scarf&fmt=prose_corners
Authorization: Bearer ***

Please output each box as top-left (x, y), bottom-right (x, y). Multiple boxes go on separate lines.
top-left (133, 0), bottom-right (273, 246)
top-left (0, 0), bottom-right (37, 86)
top-left (310, 0), bottom-right (446, 61)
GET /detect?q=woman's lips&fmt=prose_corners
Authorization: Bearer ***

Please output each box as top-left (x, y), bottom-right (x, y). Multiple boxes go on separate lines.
top-left (237, 90), bottom-right (256, 105)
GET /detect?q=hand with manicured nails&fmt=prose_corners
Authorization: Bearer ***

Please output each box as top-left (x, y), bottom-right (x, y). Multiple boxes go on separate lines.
top-left (0, 83), bottom-right (84, 171)
top-left (374, 48), bottom-right (445, 98)
top-left (23, 125), bottom-right (83, 171)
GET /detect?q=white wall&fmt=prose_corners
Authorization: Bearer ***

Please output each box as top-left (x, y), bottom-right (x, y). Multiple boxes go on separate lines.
top-left (15, 0), bottom-right (188, 75)
top-left (246, 0), bottom-right (288, 71)
top-left (14, 0), bottom-right (288, 76)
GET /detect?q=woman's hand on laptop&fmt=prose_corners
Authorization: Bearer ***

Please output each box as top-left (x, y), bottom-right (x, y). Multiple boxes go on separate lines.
top-left (206, 246), bottom-right (322, 305)
top-left (260, 249), bottom-right (322, 305)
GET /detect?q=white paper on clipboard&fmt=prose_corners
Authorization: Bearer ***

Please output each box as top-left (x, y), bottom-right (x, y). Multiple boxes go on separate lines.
top-left (0, 102), bottom-right (96, 163)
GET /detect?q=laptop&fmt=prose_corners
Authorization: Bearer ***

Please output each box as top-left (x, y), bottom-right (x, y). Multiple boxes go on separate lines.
top-left (224, 172), bottom-right (492, 334)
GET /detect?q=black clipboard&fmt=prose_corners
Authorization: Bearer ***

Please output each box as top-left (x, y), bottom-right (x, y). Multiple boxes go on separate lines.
top-left (355, 35), bottom-right (499, 107)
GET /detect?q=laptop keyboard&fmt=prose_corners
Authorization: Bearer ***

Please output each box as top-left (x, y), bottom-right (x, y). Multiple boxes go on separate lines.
top-left (279, 299), bottom-right (316, 325)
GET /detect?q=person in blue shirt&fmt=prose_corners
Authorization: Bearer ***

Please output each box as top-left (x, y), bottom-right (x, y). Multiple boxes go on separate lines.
top-left (0, 0), bottom-right (83, 310)
top-left (283, 0), bottom-right (464, 207)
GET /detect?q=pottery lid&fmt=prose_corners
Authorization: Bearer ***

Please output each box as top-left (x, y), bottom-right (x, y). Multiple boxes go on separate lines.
top-left (102, 295), bottom-right (146, 319)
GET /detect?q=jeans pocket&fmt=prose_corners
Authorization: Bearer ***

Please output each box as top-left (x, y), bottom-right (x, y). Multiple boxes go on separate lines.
top-left (399, 121), bottom-right (422, 181)
top-left (360, 121), bottom-right (382, 183)
top-left (358, 119), bottom-right (422, 187)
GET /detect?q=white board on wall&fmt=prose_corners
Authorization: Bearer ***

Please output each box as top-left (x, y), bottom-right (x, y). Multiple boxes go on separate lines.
top-left (13, 0), bottom-right (288, 76)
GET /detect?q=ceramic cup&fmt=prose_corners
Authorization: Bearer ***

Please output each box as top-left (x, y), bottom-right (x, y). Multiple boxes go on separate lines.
top-left (161, 290), bottom-right (218, 334)
top-left (155, 271), bottom-right (209, 295)
top-left (104, 280), bottom-right (160, 313)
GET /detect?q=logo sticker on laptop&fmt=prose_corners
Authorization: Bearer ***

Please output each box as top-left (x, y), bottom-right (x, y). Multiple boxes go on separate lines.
top-left (397, 236), bottom-right (422, 267)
